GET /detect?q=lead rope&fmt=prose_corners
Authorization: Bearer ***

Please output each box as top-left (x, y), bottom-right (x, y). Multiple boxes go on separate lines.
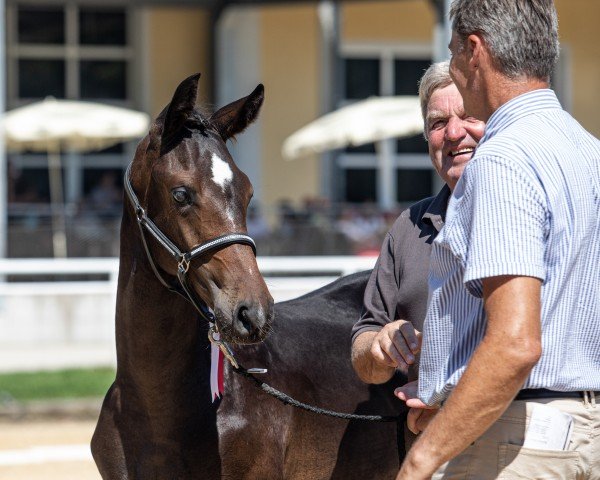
top-left (232, 366), bottom-right (401, 423)
top-left (208, 326), bottom-right (401, 423)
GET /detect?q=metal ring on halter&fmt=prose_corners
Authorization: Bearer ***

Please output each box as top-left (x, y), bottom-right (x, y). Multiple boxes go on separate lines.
top-left (208, 326), bottom-right (239, 369)
top-left (135, 207), bottom-right (145, 221)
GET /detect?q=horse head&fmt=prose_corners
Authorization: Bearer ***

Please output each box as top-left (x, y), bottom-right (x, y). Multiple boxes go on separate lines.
top-left (128, 73), bottom-right (273, 344)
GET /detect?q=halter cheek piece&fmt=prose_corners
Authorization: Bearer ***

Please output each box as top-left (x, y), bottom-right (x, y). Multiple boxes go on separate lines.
top-left (124, 162), bottom-right (256, 324)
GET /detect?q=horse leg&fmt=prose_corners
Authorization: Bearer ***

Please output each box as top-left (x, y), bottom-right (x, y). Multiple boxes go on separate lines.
top-left (91, 383), bottom-right (128, 480)
top-left (280, 413), bottom-right (349, 480)
top-left (218, 388), bottom-right (288, 479)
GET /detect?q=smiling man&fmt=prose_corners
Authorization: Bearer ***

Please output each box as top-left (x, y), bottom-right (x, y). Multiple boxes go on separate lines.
top-left (395, 1), bottom-right (600, 479)
top-left (351, 61), bottom-right (484, 448)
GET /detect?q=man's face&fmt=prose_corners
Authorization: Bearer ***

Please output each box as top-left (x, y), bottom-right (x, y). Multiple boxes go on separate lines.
top-left (426, 83), bottom-right (485, 190)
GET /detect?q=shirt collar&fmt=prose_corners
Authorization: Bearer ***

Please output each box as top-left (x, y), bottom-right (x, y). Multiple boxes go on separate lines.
top-left (480, 89), bottom-right (562, 144)
top-left (422, 184), bottom-right (451, 232)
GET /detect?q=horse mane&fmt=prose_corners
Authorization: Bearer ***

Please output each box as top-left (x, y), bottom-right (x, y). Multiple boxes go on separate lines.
top-left (184, 111), bottom-right (211, 133)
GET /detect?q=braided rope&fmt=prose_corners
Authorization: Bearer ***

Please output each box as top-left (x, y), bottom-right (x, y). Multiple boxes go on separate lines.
top-left (233, 366), bottom-right (401, 423)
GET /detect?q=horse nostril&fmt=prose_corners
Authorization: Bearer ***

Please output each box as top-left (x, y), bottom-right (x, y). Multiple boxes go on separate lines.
top-left (237, 306), bottom-right (252, 332)
top-left (234, 303), bottom-right (270, 340)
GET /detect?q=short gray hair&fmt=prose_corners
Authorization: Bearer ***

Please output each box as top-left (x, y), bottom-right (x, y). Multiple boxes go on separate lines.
top-left (418, 60), bottom-right (453, 140)
top-left (450, 0), bottom-right (559, 80)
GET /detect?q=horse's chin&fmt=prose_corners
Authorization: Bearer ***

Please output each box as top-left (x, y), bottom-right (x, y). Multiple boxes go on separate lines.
top-left (216, 319), bottom-right (271, 345)
top-left (221, 332), bottom-right (264, 346)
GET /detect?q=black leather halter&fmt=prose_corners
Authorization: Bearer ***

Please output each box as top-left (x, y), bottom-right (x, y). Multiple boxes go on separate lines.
top-left (123, 162), bottom-right (256, 323)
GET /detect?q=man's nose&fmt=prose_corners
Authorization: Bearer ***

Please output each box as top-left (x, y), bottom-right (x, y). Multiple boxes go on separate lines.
top-left (445, 117), bottom-right (464, 141)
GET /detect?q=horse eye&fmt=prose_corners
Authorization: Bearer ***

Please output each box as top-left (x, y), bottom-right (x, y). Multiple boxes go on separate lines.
top-left (172, 187), bottom-right (191, 205)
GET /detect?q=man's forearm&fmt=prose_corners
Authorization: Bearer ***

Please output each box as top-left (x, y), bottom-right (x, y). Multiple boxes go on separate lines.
top-left (398, 276), bottom-right (542, 479)
top-left (398, 335), bottom-right (538, 477)
top-left (351, 331), bottom-right (395, 384)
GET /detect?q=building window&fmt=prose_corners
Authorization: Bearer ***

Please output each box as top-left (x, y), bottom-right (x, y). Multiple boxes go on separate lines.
top-left (9, 4), bottom-right (131, 104)
top-left (396, 169), bottom-right (434, 203)
top-left (18, 59), bottom-right (66, 98)
top-left (6, 3), bottom-right (140, 257)
top-left (18, 6), bottom-right (65, 44)
top-left (339, 44), bottom-right (432, 207)
top-left (394, 59), bottom-right (430, 95)
top-left (345, 58), bottom-right (380, 99)
top-left (80, 60), bottom-right (127, 100)
top-left (345, 169), bottom-right (377, 203)
top-left (79, 9), bottom-right (127, 46)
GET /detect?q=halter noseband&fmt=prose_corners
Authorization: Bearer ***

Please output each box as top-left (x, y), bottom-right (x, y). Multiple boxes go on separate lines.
top-left (123, 162), bottom-right (256, 323)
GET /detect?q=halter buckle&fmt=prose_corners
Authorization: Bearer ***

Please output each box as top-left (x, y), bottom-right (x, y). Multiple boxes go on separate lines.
top-left (178, 256), bottom-right (191, 274)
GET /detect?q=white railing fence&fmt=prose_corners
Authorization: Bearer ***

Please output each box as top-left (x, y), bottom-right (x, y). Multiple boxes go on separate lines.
top-left (0, 256), bottom-right (375, 372)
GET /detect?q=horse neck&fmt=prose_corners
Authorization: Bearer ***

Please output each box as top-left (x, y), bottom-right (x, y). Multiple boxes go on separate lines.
top-left (115, 209), bottom-right (209, 390)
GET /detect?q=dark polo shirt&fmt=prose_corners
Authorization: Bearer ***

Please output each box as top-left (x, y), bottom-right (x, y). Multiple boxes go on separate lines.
top-left (351, 185), bottom-right (451, 379)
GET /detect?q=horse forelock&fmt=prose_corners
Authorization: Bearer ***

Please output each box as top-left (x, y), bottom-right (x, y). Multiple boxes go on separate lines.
top-left (153, 104), bottom-right (216, 157)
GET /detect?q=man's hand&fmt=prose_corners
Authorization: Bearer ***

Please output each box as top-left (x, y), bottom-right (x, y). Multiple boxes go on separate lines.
top-left (395, 380), bottom-right (439, 434)
top-left (352, 320), bottom-right (421, 384)
top-left (371, 320), bottom-right (422, 373)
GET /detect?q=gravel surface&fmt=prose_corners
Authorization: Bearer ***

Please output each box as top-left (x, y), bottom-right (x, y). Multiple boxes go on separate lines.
top-left (0, 415), bottom-right (101, 479)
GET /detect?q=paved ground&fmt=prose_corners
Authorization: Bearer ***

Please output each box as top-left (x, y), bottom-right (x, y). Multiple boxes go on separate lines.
top-left (0, 419), bottom-right (101, 480)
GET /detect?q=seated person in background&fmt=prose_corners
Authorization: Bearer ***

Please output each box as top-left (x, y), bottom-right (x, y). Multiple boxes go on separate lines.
top-left (350, 60), bottom-right (484, 439)
top-left (88, 171), bottom-right (122, 218)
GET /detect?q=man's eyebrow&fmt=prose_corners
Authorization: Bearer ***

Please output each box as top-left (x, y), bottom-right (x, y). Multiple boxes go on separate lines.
top-left (426, 110), bottom-right (448, 122)
top-left (427, 109), bottom-right (468, 122)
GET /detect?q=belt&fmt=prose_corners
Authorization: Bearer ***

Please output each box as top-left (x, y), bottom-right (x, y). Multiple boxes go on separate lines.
top-left (515, 388), bottom-right (600, 401)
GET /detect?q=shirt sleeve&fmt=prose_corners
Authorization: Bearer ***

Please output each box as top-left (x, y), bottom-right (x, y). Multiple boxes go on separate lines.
top-left (443, 155), bottom-right (548, 298)
top-left (351, 231), bottom-right (399, 343)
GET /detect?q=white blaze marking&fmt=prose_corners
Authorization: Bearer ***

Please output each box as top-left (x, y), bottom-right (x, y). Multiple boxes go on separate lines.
top-left (210, 153), bottom-right (235, 224)
top-left (211, 153), bottom-right (233, 190)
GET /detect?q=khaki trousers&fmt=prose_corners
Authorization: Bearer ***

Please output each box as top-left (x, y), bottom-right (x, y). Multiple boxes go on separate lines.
top-left (432, 393), bottom-right (600, 480)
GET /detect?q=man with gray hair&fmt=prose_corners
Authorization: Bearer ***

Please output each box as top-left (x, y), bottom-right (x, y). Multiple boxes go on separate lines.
top-left (351, 60), bottom-right (484, 442)
top-left (395, 1), bottom-right (600, 478)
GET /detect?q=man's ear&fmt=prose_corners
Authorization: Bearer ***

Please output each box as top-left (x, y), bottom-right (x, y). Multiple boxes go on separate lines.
top-left (467, 33), bottom-right (484, 70)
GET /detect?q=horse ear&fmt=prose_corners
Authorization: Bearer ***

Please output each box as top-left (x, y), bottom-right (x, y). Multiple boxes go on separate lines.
top-left (210, 84), bottom-right (264, 141)
top-left (162, 73), bottom-right (201, 143)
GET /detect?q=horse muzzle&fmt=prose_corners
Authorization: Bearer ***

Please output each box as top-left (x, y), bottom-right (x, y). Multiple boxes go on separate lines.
top-left (213, 293), bottom-right (274, 344)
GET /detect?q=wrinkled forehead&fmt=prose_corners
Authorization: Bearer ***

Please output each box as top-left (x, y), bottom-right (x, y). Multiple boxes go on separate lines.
top-left (425, 84), bottom-right (464, 121)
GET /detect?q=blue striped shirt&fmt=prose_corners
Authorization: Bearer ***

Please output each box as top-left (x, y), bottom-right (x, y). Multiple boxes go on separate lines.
top-left (418, 89), bottom-right (600, 406)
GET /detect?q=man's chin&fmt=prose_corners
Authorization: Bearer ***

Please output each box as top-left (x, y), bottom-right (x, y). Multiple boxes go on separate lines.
top-left (444, 155), bottom-right (472, 171)
top-left (443, 162), bottom-right (470, 186)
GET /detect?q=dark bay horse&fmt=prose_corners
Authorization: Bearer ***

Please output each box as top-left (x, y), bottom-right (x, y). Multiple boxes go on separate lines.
top-left (92, 74), bottom-right (405, 479)
top-left (219, 271), bottom-right (406, 479)
top-left (92, 73), bottom-right (274, 479)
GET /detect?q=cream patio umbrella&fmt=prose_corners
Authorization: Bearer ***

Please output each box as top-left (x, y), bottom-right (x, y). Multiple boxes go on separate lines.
top-left (281, 96), bottom-right (423, 210)
top-left (282, 96), bottom-right (423, 159)
top-left (2, 97), bottom-right (150, 257)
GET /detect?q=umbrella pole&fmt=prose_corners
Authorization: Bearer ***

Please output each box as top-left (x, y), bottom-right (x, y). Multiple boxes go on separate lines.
top-left (48, 145), bottom-right (67, 258)
top-left (376, 139), bottom-right (396, 211)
